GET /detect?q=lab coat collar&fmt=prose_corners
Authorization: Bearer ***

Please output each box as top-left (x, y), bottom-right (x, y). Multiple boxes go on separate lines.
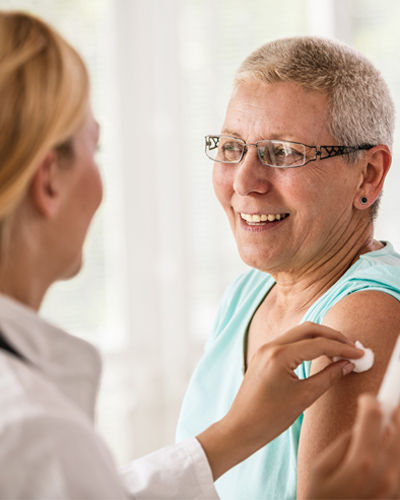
top-left (0, 293), bottom-right (102, 422)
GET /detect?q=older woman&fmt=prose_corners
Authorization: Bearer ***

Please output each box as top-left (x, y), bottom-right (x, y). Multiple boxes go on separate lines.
top-left (3, 11), bottom-right (393, 499)
top-left (177, 37), bottom-right (400, 499)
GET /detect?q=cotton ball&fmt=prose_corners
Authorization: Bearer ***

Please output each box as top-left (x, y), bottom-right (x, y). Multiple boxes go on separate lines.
top-left (333, 340), bottom-right (374, 373)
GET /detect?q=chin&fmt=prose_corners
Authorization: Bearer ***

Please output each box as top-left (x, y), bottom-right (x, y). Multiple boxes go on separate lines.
top-left (238, 247), bottom-right (279, 273)
top-left (239, 251), bottom-right (266, 271)
top-left (61, 256), bottom-right (84, 280)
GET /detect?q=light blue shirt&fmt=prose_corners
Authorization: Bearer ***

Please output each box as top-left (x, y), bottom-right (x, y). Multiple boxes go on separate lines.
top-left (176, 242), bottom-right (400, 499)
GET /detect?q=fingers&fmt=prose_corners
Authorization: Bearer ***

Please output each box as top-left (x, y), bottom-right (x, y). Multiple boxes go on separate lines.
top-left (300, 359), bottom-right (354, 407)
top-left (271, 321), bottom-right (357, 347)
top-left (278, 337), bottom-right (364, 369)
top-left (252, 323), bottom-right (363, 376)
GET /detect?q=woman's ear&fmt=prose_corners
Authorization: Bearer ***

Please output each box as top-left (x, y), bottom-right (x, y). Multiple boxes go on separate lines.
top-left (354, 145), bottom-right (391, 210)
top-left (30, 151), bottom-right (62, 217)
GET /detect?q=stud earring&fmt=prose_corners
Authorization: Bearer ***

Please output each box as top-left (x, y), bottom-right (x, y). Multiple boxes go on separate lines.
top-left (361, 196), bottom-right (368, 205)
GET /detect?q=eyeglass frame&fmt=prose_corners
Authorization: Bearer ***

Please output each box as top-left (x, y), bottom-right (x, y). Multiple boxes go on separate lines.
top-left (204, 134), bottom-right (374, 168)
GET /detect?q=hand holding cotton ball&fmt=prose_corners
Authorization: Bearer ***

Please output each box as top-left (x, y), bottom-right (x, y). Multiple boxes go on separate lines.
top-left (333, 340), bottom-right (374, 373)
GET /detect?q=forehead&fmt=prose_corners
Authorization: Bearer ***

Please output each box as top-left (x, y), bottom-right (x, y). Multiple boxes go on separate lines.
top-left (73, 107), bottom-right (99, 143)
top-left (223, 80), bottom-right (332, 144)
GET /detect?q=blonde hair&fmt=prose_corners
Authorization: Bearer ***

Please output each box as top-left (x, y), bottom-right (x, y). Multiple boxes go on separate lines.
top-left (234, 36), bottom-right (394, 218)
top-left (0, 11), bottom-right (89, 235)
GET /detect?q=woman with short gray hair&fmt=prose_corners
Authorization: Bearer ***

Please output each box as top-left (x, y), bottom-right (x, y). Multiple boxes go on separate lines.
top-left (177, 36), bottom-right (400, 499)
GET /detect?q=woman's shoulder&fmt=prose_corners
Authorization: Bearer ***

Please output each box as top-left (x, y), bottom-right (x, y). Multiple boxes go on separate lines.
top-left (303, 242), bottom-right (400, 326)
top-left (331, 241), bottom-right (400, 296)
top-left (357, 241), bottom-right (400, 269)
top-left (345, 241), bottom-right (400, 293)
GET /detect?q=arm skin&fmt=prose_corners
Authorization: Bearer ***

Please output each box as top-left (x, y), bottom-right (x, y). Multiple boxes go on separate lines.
top-left (306, 394), bottom-right (400, 499)
top-left (297, 291), bottom-right (400, 499)
top-left (196, 322), bottom-right (363, 480)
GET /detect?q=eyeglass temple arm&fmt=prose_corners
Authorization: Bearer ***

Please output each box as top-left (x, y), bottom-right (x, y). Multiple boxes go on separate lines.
top-left (317, 144), bottom-right (374, 160)
top-left (206, 136), bottom-right (219, 151)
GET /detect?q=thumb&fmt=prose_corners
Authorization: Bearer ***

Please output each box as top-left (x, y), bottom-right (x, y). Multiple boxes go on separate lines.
top-left (301, 360), bottom-right (354, 405)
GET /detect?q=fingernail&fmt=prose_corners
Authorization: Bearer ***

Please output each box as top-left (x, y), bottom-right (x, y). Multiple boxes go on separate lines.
top-left (342, 362), bottom-right (355, 376)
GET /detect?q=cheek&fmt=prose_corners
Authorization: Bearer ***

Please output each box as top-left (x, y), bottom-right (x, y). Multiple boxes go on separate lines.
top-left (73, 167), bottom-right (103, 232)
top-left (282, 168), bottom-right (331, 209)
top-left (287, 168), bottom-right (358, 227)
top-left (212, 165), bottom-right (234, 207)
top-left (93, 167), bottom-right (103, 208)
top-left (85, 164), bottom-right (103, 213)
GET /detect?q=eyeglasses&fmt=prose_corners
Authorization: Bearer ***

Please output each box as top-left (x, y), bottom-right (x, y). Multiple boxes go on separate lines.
top-left (205, 135), bottom-right (374, 168)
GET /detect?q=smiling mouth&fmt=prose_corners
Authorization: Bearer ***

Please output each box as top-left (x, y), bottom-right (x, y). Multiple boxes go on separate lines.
top-left (240, 212), bottom-right (289, 225)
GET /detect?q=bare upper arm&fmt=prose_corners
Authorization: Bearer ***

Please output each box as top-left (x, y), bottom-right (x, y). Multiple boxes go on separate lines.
top-left (297, 290), bottom-right (400, 499)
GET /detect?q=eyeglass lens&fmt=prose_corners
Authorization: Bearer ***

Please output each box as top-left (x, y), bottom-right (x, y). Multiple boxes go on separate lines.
top-left (206, 136), bottom-right (308, 167)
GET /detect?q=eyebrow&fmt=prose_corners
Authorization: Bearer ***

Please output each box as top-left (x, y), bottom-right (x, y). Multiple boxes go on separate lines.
top-left (220, 129), bottom-right (242, 138)
top-left (219, 129), bottom-right (308, 143)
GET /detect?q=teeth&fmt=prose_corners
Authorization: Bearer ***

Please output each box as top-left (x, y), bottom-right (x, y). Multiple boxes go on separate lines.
top-left (240, 213), bottom-right (287, 223)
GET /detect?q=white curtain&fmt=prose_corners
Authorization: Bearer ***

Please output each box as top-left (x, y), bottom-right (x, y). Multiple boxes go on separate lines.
top-left (2, 0), bottom-right (400, 465)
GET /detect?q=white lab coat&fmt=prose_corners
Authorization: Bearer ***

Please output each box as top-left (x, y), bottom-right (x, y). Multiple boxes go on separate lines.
top-left (0, 293), bottom-right (218, 499)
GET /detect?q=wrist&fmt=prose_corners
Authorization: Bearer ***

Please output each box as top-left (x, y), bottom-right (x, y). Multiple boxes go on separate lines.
top-left (196, 415), bottom-right (261, 481)
top-left (196, 418), bottom-right (237, 481)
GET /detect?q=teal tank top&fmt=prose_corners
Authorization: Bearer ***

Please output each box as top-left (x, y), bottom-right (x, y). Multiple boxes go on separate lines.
top-left (176, 242), bottom-right (400, 499)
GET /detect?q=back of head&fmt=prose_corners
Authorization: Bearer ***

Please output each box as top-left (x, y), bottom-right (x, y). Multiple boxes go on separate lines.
top-left (0, 11), bottom-right (89, 235)
top-left (235, 36), bottom-right (394, 153)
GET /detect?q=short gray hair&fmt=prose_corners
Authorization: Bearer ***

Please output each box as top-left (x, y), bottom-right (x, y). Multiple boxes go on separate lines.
top-left (234, 36), bottom-right (394, 218)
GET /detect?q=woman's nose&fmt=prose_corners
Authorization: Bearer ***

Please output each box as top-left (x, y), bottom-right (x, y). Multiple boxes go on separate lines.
top-left (233, 146), bottom-right (272, 196)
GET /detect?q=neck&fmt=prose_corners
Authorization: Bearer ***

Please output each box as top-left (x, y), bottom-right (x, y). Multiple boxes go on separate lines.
top-left (0, 254), bottom-right (50, 312)
top-left (269, 219), bottom-right (380, 313)
top-left (0, 219), bottom-right (53, 311)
